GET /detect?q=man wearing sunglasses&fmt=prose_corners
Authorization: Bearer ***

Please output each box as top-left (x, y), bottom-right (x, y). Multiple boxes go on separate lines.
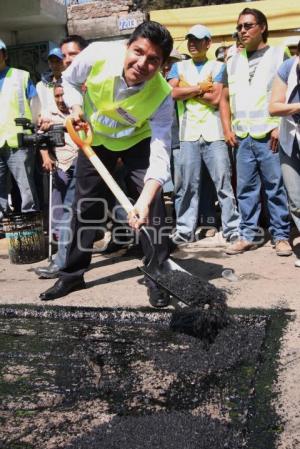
top-left (220, 8), bottom-right (292, 257)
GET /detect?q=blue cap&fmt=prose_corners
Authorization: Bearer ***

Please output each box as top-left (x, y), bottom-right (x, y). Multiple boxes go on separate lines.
top-left (185, 24), bottom-right (211, 40)
top-left (0, 39), bottom-right (7, 50)
top-left (48, 47), bottom-right (63, 60)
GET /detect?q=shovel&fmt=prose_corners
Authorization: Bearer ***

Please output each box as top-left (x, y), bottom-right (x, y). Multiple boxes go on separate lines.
top-left (66, 118), bottom-right (192, 305)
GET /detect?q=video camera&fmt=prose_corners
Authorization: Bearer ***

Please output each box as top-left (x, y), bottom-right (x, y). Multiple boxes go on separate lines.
top-left (15, 118), bottom-right (65, 150)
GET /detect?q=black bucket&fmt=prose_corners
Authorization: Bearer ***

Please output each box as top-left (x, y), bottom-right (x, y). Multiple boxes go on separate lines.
top-left (2, 212), bottom-right (46, 264)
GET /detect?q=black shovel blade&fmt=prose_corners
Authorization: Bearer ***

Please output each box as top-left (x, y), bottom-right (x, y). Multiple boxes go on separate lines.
top-left (138, 258), bottom-right (192, 306)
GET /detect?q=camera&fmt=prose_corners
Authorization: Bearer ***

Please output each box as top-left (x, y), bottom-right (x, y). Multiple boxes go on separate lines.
top-left (15, 118), bottom-right (65, 150)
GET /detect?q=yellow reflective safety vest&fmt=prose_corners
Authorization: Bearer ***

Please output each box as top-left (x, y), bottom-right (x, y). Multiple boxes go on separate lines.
top-left (227, 46), bottom-right (283, 138)
top-left (0, 68), bottom-right (32, 148)
top-left (176, 59), bottom-right (224, 142)
top-left (84, 61), bottom-right (171, 151)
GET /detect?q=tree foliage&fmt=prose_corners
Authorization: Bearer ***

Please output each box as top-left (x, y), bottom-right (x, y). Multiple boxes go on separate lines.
top-left (133, 0), bottom-right (252, 11)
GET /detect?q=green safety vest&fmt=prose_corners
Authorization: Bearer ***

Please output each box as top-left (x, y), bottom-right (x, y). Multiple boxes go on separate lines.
top-left (84, 60), bottom-right (171, 150)
top-left (176, 59), bottom-right (224, 142)
top-left (0, 68), bottom-right (32, 148)
top-left (227, 47), bottom-right (283, 139)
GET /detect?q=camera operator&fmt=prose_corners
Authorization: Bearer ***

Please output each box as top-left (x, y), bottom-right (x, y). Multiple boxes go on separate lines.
top-left (0, 39), bottom-right (40, 223)
top-left (39, 82), bottom-right (78, 240)
top-left (34, 35), bottom-right (88, 279)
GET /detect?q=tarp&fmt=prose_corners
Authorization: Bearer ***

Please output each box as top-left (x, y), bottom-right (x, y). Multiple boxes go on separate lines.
top-left (150, 0), bottom-right (300, 55)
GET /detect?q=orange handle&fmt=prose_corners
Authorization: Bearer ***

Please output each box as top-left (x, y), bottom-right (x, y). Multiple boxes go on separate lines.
top-left (66, 116), bottom-right (134, 212)
top-left (65, 117), bottom-right (93, 150)
top-left (66, 117), bottom-right (135, 214)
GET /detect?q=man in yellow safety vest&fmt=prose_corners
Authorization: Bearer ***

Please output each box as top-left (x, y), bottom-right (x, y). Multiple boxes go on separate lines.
top-left (0, 39), bottom-right (40, 223)
top-left (39, 21), bottom-right (175, 308)
top-left (220, 8), bottom-right (292, 257)
top-left (167, 24), bottom-right (240, 246)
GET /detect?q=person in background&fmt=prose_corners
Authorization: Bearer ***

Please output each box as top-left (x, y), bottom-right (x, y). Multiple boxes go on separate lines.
top-left (60, 35), bottom-right (89, 69)
top-left (161, 49), bottom-right (215, 244)
top-left (39, 21), bottom-right (175, 309)
top-left (283, 36), bottom-right (299, 57)
top-left (35, 48), bottom-right (65, 210)
top-left (36, 48), bottom-right (64, 119)
top-left (215, 46), bottom-right (228, 63)
top-left (161, 48), bottom-right (184, 169)
top-left (161, 47), bottom-right (183, 78)
top-left (39, 83), bottom-right (79, 239)
top-left (269, 39), bottom-right (300, 267)
top-left (167, 24), bottom-right (240, 245)
top-left (35, 34), bottom-right (88, 279)
top-left (220, 7), bottom-right (292, 257)
top-left (226, 32), bottom-right (245, 60)
top-left (0, 39), bottom-right (40, 223)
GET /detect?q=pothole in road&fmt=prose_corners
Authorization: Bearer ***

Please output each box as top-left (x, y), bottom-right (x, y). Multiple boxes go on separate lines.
top-left (0, 305), bottom-right (290, 449)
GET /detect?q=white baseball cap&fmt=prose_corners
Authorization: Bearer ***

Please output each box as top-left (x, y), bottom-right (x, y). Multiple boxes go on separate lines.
top-left (284, 36), bottom-right (300, 47)
top-left (0, 39), bottom-right (7, 51)
top-left (185, 24), bottom-right (211, 40)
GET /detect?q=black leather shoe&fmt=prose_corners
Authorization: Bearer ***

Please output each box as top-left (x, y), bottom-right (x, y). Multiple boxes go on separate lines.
top-left (34, 262), bottom-right (60, 279)
top-left (147, 287), bottom-right (171, 308)
top-left (39, 277), bottom-right (86, 301)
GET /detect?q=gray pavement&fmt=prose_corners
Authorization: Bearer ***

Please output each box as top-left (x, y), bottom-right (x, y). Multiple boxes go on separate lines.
top-left (0, 233), bottom-right (300, 448)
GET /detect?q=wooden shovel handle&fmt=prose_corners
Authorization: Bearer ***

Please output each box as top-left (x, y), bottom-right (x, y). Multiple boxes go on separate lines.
top-left (66, 117), bottom-right (134, 214)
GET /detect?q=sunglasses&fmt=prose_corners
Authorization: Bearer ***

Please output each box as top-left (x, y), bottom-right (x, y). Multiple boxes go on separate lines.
top-left (236, 22), bottom-right (258, 32)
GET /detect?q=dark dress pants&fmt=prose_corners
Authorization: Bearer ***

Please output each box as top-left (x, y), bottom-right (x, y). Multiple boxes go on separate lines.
top-left (60, 138), bottom-right (170, 280)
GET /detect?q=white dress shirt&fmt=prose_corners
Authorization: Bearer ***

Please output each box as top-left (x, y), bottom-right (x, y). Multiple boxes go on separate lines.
top-left (62, 41), bottom-right (173, 185)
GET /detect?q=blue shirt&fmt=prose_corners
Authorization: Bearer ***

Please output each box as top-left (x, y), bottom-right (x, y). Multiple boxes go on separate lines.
top-left (277, 57), bottom-right (300, 108)
top-left (0, 67), bottom-right (37, 99)
top-left (277, 57), bottom-right (296, 84)
top-left (167, 59), bottom-right (225, 83)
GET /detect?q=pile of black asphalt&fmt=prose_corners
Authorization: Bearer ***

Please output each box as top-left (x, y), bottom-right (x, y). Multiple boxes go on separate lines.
top-left (156, 270), bottom-right (228, 308)
top-left (157, 270), bottom-right (231, 342)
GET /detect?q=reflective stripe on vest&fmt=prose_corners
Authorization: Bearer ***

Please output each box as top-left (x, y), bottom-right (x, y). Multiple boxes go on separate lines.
top-left (176, 59), bottom-right (224, 142)
top-left (84, 92), bottom-right (136, 139)
top-left (227, 46), bottom-right (283, 138)
top-left (84, 60), bottom-right (171, 151)
top-left (0, 68), bottom-right (32, 148)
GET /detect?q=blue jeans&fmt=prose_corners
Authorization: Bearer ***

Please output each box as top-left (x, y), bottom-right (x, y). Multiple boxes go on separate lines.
top-left (173, 137), bottom-right (240, 239)
top-left (0, 145), bottom-right (39, 219)
top-left (52, 164), bottom-right (76, 235)
top-left (53, 164), bottom-right (77, 269)
top-left (279, 141), bottom-right (300, 232)
top-left (236, 135), bottom-right (290, 242)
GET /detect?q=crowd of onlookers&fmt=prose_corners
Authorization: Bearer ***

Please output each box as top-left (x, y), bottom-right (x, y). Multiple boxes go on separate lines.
top-left (164, 8), bottom-right (300, 268)
top-left (0, 6), bottom-right (300, 283)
